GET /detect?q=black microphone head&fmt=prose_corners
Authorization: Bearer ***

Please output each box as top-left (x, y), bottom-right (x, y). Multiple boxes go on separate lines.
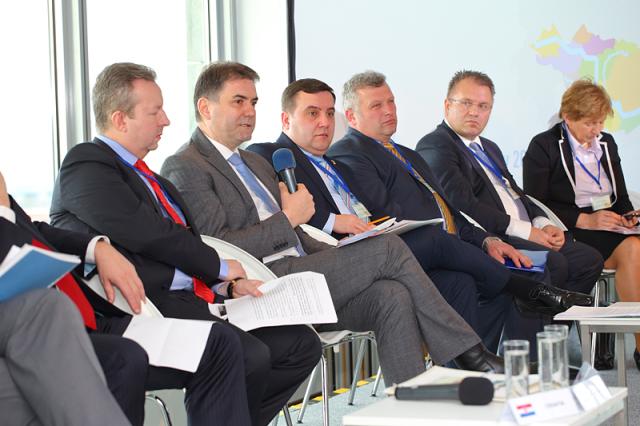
top-left (458, 377), bottom-right (494, 405)
top-left (272, 148), bottom-right (296, 173)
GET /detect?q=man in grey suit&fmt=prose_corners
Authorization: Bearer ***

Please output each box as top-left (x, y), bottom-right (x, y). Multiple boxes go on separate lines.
top-left (161, 61), bottom-right (506, 384)
top-left (0, 290), bottom-right (132, 426)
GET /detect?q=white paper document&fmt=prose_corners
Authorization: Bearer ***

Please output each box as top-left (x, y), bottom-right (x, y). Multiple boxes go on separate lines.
top-left (224, 271), bottom-right (337, 331)
top-left (336, 217), bottom-right (443, 247)
top-left (607, 225), bottom-right (640, 235)
top-left (123, 316), bottom-right (213, 372)
top-left (554, 302), bottom-right (640, 320)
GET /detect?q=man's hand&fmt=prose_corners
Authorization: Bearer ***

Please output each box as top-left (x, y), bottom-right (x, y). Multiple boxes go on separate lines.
top-left (576, 210), bottom-right (623, 231)
top-left (230, 279), bottom-right (263, 298)
top-left (541, 225), bottom-right (564, 250)
top-left (221, 259), bottom-right (247, 281)
top-left (529, 225), bottom-right (564, 251)
top-left (280, 182), bottom-right (315, 227)
top-left (334, 214), bottom-right (374, 235)
top-left (485, 239), bottom-right (533, 268)
top-left (94, 241), bottom-right (146, 314)
top-left (0, 171), bottom-right (10, 208)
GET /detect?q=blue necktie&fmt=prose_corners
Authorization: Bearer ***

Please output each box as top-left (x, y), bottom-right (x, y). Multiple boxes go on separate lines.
top-left (228, 153), bottom-right (306, 256)
top-left (229, 153), bottom-right (280, 213)
top-left (469, 142), bottom-right (504, 185)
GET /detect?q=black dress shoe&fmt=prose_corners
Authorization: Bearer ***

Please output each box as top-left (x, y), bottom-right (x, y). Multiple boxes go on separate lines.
top-left (634, 350), bottom-right (640, 371)
top-left (454, 343), bottom-right (505, 373)
top-left (515, 285), bottom-right (593, 316)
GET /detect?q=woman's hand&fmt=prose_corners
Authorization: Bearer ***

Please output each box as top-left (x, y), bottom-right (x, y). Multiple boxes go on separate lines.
top-left (576, 210), bottom-right (623, 230)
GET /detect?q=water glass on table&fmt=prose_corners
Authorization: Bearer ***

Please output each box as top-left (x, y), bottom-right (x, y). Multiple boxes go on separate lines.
top-left (544, 324), bottom-right (570, 388)
top-left (504, 339), bottom-right (530, 399)
top-left (537, 330), bottom-right (568, 392)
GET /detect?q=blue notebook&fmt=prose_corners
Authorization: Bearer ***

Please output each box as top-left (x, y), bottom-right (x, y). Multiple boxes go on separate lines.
top-left (503, 249), bottom-right (548, 273)
top-left (0, 245), bottom-right (80, 302)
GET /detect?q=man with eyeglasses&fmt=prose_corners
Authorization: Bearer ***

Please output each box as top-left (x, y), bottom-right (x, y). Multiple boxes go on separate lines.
top-left (416, 69), bottom-right (602, 306)
top-left (328, 71), bottom-right (595, 354)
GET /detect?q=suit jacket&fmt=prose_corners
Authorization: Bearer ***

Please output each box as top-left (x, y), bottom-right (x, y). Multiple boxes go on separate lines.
top-left (3, 196), bottom-right (123, 318)
top-left (327, 127), bottom-right (491, 248)
top-left (160, 128), bottom-right (330, 261)
top-left (248, 133), bottom-right (360, 239)
top-left (523, 122), bottom-right (633, 229)
top-left (416, 121), bottom-right (546, 236)
top-left (49, 138), bottom-right (222, 306)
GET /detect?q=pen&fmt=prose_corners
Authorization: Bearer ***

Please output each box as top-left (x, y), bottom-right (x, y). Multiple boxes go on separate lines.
top-left (370, 215), bottom-right (391, 225)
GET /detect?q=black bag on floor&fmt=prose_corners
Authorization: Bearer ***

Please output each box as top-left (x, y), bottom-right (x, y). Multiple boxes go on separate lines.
top-left (594, 333), bottom-right (615, 370)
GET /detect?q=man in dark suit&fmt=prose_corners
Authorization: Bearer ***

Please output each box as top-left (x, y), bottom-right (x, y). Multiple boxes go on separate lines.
top-left (328, 71), bottom-right (593, 352)
top-left (1, 170), bottom-right (250, 426)
top-left (416, 70), bottom-right (602, 297)
top-left (160, 61), bottom-right (510, 385)
top-left (50, 62), bottom-right (320, 426)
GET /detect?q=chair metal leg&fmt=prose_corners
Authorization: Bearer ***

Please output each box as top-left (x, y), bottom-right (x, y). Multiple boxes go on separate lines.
top-left (371, 365), bottom-right (383, 397)
top-left (296, 363), bottom-right (319, 423)
top-left (348, 338), bottom-right (367, 405)
top-left (320, 353), bottom-right (330, 426)
top-left (145, 394), bottom-right (172, 426)
top-left (282, 405), bottom-right (293, 426)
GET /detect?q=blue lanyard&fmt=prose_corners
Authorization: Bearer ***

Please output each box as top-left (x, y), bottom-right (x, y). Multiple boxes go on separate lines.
top-left (379, 140), bottom-right (423, 180)
top-left (563, 122), bottom-right (603, 189)
top-left (467, 146), bottom-right (505, 184)
top-left (117, 157), bottom-right (183, 208)
top-left (306, 155), bottom-right (356, 195)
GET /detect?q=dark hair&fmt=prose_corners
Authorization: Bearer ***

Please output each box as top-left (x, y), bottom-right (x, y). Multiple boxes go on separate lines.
top-left (281, 78), bottom-right (335, 112)
top-left (193, 61), bottom-right (260, 121)
top-left (93, 62), bottom-right (157, 132)
top-left (447, 70), bottom-right (495, 97)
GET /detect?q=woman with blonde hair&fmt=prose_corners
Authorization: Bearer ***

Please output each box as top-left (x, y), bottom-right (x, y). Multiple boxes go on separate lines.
top-left (523, 79), bottom-right (640, 369)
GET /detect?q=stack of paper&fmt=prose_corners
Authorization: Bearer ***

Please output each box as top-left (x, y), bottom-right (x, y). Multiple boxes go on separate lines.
top-left (554, 302), bottom-right (640, 320)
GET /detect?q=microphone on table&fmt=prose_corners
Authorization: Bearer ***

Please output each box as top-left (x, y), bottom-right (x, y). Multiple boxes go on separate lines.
top-left (272, 148), bottom-right (298, 194)
top-left (394, 376), bottom-right (494, 405)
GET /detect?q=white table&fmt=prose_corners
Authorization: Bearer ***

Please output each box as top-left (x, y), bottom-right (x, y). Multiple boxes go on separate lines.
top-left (578, 317), bottom-right (640, 426)
top-left (342, 387), bottom-right (627, 426)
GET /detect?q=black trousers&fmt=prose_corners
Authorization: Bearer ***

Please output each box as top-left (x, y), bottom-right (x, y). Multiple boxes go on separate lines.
top-left (95, 315), bottom-right (255, 426)
top-left (153, 291), bottom-right (322, 426)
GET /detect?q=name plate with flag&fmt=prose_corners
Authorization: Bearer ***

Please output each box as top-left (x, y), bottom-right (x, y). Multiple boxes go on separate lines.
top-left (507, 388), bottom-right (581, 424)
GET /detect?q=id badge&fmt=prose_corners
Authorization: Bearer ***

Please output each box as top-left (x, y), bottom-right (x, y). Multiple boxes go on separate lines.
top-left (591, 195), bottom-right (612, 211)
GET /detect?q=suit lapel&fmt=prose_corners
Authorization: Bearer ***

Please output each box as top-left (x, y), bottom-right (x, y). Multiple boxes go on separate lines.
top-left (559, 124), bottom-right (576, 181)
top-left (191, 129), bottom-right (261, 217)
top-left (241, 150), bottom-right (282, 209)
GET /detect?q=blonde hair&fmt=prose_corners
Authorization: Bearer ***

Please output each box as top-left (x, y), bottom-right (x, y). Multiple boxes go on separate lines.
top-left (559, 79), bottom-right (613, 121)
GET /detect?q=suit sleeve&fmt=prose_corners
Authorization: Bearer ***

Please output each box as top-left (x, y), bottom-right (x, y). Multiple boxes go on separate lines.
top-left (56, 145), bottom-right (221, 283)
top-left (161, 153), bottom-right (302, 260)
top-left (523, 136), bottom-right (580, 227)
top-left (417, 135), bottom-right (512, 235)
top-left (606, 138), bottom-right (634, 215)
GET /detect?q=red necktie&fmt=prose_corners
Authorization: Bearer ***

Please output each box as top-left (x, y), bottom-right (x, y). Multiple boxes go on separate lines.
top-left (134, 159), bottom-right (215, 303)
top-left (31, 239), bottom-right (97, 330)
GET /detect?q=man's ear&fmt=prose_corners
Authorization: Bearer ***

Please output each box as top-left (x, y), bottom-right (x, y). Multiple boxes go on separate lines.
top-left (281, 111), bottom-right (291, 131)
top-left (197, 97), bottom-right (211, 121)
top-left (345, 108), bottom-right (357, 126)
top-left (110, 110), bottom-right (128, 132)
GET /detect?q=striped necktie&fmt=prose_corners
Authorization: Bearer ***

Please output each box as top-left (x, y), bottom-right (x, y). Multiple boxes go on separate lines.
top-left (134, 159), bottom-right (216, 304)
top-left (380, 141), bottom-right (457, 234)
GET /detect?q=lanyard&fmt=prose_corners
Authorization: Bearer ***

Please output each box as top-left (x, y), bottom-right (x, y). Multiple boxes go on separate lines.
top-left (467, 146), bottom-right (505, 184)
top-left (306, 155), bottom-right (355, 196)
top-left (118, 157), bottom-right (183, 208)
top-left (379, 140), bottom-right (424, 182)
top-left (562, 122), bottom-right (603, 190)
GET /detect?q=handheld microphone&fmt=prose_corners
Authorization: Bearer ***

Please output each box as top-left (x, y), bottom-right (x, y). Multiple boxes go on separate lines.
top-left (272, 148), bottom-right (298, 193)
top-left (394, 376), bottom-right (494, 405)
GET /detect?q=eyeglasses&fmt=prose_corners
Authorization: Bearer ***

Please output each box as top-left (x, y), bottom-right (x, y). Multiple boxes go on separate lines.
top-left (448, 98), bottom-right (492, 112)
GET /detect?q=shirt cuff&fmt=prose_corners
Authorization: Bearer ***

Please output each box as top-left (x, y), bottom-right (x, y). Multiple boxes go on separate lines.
top-left (324, 213), bottom-right (336, 234)
top-left (85, 236), bottom-right (110, 264)
top-left (0, 205), bottom-right (16, 223)
top-left (218, 259), bottom-right (229, 279)
top-left (212, 282), bottom-right (228, 296)
top-left (505, 218), bottom-right (532, 240)
top-left (532, 216), bottom-right (554, 230)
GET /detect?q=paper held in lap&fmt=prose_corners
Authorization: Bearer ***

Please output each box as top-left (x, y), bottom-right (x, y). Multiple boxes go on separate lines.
top-left (123, 271), bottom-right (336, 372)
top-left (221, 271), bottom-right (337, 331)
top-left (334, 218), bottom-right (444, 248)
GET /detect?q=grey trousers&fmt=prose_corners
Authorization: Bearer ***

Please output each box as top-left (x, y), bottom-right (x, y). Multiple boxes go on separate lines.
top-left (0, 290), bottom-right (130, 426)
top-left (269, 234), bottom-right (481, 384)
